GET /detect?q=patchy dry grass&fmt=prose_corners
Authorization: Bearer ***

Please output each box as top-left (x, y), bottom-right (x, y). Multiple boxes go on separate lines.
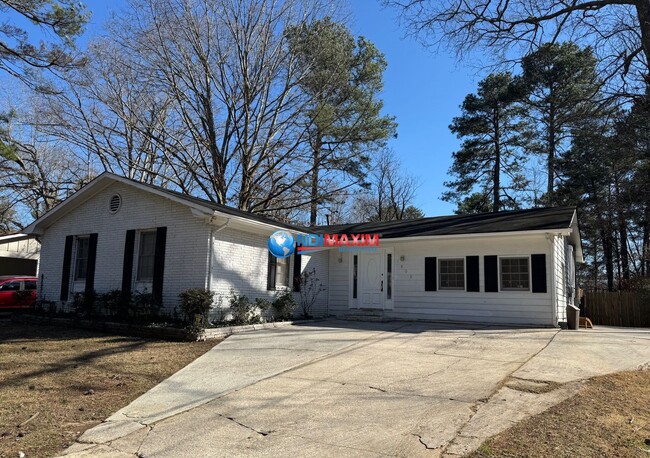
top-left (472, 370), bottom-right (650, 458)
top-left (0, 322), bottom-right (220, 458)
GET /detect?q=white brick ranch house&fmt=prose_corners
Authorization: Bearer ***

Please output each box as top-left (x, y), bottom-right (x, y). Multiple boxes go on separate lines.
top-left (25, 173), bottom-right (582, 327)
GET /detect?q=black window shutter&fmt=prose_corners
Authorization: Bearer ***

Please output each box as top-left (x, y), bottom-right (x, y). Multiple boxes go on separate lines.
top-left (152, 226), bottom-right (167, 302)
top-left (466, 256), bottom-right (480, 292)
top-left (293, 251), bottom-right (302, 292)
top-left (267, 253), bottom-right (277, 290)
top-left (85, 233), bottom-right (98, 296)
top-left (531, 254), bottom-right (547, 293)
top-left (484, 255), bottom-right (498, 292)
top-left (425, 257), bottom-right (437, 291)
top-left (121, 230), bottom-right (136, 293)
top-left (60, 235), bottom-right (74, 300)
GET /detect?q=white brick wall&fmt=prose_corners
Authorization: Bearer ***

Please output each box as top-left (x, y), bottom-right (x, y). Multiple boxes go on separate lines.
top-left (208, 228), bottom-right (330, 318)
top-left (37, 180), bottom-right (332, 320)
top-left (38, 183), bottom-right (210, 312)
top-left (209, 227), bottom-right (276, 304)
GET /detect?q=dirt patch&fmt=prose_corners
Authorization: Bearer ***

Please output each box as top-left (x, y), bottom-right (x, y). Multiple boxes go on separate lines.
top-left (471, 370), bottom-right (650, 458)
top-left (0, 322), bottom-right (220, 458)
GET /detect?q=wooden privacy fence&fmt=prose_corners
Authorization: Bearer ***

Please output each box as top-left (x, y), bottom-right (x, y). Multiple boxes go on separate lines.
top-left (584, 291), bottom-right (650, 327)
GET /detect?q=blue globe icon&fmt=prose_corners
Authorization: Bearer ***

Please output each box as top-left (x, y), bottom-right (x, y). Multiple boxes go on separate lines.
top-left (268, 230), bottom-right (295, 258)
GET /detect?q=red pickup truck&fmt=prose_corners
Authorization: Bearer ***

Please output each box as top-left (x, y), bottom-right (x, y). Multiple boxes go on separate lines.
top-left (0, 276), bottom-right (38, 309)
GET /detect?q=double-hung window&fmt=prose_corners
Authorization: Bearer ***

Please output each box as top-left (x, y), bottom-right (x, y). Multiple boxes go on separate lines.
top-left (137, 231), bottom-right (157, 282)
top-left (500, 257), bottom-right (530, 291)
top-left (439, 258), bottom-right (465, 290)
top-left (267, 255), bottom-right (290, 290)
top-left (74, 237), bottom-right (90, 281)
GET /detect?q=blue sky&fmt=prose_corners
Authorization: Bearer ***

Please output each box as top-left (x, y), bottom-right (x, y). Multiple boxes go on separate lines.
top-left (18, 0), bottom-right (481, 216)
top-left (80, 0), bottom-right (480, 216)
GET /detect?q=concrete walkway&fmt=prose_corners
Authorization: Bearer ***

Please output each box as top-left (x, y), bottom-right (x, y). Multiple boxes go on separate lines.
top-left (60, 321), bottom-right (650, 457)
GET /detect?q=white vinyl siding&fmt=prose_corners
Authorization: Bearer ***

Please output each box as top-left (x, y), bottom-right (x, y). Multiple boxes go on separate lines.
top-left (326, 234), bottom-right (555, 326)
top-left (554, 235), bottom-right (570, 323)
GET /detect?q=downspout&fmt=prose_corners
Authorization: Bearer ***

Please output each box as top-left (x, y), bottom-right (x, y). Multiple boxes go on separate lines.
top-left (547, 233), bottom-right (558, 327)
top-left (206, 216), bottom-right (231, 291)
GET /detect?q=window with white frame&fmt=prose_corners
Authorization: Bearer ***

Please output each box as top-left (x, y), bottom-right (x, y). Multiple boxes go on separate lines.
top-left (275, 257), bottom-right (290, 288)
top-left (439, 258), bottom-right (465, 290)
top-left (137, 231), bottom-right (157, 281)
top-left (500, 257), bottom-right (530, 291)
top-left (74, 236), bottom-right (90, 281)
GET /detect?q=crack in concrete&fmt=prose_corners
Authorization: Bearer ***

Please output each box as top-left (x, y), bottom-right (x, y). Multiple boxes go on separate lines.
top-left (368, 385), bottom-right (388, 393)
top-left (440, 329), bottom-right (561, 456)
top-left (135, 425), bottom-right (154, 457)
top-left (287, 433), bottom-right (396, 456)
top-left (219, 414), bottom-right (272, 436)
top-left (412, 433), bottom-right (439, 450)
top-left (280, 374), bottom-right (475, 403)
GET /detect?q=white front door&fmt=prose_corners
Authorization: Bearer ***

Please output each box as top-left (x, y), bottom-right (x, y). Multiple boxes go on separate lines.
top-left (360, 251), bottom-right (384, 309)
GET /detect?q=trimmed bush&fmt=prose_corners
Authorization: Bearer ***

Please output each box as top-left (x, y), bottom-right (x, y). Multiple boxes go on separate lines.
top-left (255, 298), bottom-right (272, 322)
top-left (96, 289), bottom-right (123, 316)
top-left (229, 293), bottom-right (254, 325)
top-left (272, 291), bottom-right (296, 321)
top-left (179, 288), bottom-right (215, 324)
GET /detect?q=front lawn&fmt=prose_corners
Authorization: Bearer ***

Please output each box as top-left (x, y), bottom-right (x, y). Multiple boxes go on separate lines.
top-left (472, 370), bottom-right (650, 457)
top-left (0, 322), bottom-right (220, 458)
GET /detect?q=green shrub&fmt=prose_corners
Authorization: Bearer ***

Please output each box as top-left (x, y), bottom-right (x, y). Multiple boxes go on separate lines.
top-left (96, 289), bottom-right (123, 316)
top-left (72, 291), bottom-right (95, 316)
top-left (272, 291), bottom-right (296, 321)
top-left (255, 298), bottom-right (272, 322)
top-left (229, 293), bottom-right (254, 325)
top-left (179, 288), bottom-right (214, 324)
top-left (132, 291), bottom-right (162, 317)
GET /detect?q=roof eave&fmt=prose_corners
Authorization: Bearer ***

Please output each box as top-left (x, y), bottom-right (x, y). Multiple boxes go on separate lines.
top-left (376, 228), bottom-right (573, 242)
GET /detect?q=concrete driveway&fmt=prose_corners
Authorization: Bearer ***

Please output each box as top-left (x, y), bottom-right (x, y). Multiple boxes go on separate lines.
top-left (62, 321), bottom-right (650, 457)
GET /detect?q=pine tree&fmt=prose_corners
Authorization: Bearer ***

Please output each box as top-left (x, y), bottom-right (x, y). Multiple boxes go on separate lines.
top-left (287, 18), bottom-right (397, 225)
top-left (521, 43), bottom-right (601, 205)
top-left (443, 72), bottom-right (531, 213)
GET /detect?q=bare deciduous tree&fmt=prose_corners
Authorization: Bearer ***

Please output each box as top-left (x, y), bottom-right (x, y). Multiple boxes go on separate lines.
top-left (0, 102), bottom-right (87, 226)
top-left (349, 149), bottom-right (422, 222)
top-left (385, 0), bottom-right (650, 97)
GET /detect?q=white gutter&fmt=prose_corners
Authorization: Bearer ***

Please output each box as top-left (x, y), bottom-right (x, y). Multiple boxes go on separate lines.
top-left (377, 228), bottom-right (572, 243)
top-left (547, 234), bottom-right (558, 326)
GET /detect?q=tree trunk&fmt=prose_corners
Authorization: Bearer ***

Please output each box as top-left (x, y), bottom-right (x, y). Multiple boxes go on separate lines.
top-left (601, 226), bottom-right (615, 292)
top-left (614, 177), bottom-right (630, 285)
top-left (493, 106), bottom-right (501, 212)
top-left (635, 0), bottom-right (650, 87)
top-left (547, 100), bottom-right (556, 206)
top-left (309, 139), bottom-right (321, 226)
top-left (643, 203), bottom-right (650, 276)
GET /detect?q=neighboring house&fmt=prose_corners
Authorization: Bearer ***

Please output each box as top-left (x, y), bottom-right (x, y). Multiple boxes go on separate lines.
top-left (0, 233), bottom-right (40, 276)
top-left (25, 173), bottom-right (582, 327)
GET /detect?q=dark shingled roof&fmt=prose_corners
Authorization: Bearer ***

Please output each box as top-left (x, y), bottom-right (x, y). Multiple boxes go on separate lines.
top-left (312, 207), bottom-right (576, 239)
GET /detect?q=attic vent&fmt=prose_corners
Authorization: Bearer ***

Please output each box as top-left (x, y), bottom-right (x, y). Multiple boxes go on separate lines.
top-left (109, 194), bottom-right (122, 214)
